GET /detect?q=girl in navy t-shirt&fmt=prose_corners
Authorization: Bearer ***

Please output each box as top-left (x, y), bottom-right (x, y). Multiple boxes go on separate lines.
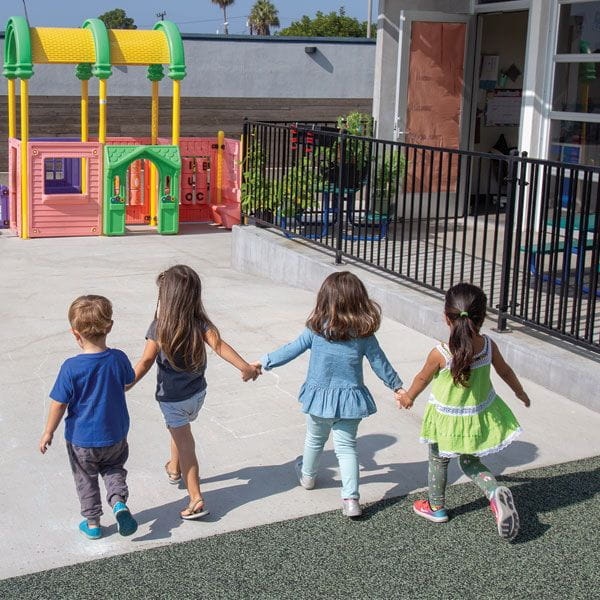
top-left (129, 265), bottom-right (260, 519)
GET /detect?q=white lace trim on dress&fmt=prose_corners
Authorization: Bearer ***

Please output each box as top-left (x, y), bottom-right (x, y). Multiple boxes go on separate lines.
top-left (419, 427), bottom-right (523, 458)
top-left (428, 387), bottom-right (496, 416)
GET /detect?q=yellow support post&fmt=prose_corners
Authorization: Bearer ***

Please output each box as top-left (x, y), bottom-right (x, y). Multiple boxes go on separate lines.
top-left (99, 79), bottom-right (107, 144)
top-left (216, 130), bottom-right (224, 205)
top-left (20, 79), bottom-right (29, 240)
top-left (7, 79), bottom-right (16, 139)
top-left (81, 79), bottom-right (88, 194)
top-left (150, 80), bottom-right (159, 226)
top-left (171, 79), bottom-right (180, 145)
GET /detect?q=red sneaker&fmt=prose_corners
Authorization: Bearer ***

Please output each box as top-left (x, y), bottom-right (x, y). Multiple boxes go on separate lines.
top-left (413, 499), bottom-right (449, 523)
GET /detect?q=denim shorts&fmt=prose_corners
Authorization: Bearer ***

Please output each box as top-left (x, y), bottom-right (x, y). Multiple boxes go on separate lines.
top-left (158, 389), bottom-right (206, 429)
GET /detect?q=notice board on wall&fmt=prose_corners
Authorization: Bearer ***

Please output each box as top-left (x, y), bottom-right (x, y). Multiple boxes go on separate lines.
top-left (485, 90), bottom-right (522, 126)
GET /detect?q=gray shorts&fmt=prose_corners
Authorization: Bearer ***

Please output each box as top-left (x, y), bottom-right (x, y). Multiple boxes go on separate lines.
top-left (158, 389), bottom-right (206, 428)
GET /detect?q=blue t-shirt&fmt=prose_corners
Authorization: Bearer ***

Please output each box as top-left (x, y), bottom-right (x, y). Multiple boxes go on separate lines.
top-left (146, 320), bottom-right (208, 402)
top-left (50, 348), bottom-right (135, 448)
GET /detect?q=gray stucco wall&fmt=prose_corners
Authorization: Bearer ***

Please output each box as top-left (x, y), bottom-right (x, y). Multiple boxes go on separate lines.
top-left (0, 35), bottom-right (375, 99)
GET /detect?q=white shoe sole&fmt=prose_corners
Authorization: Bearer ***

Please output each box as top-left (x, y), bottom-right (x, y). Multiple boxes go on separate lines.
top-left (342, 502), bottom-right (362, 518)
top-left (181, 507), bottom-right (210, 520)
top-left (493, 486), bottom-right (520, 540)
top-left (294, 459), bottom-right (315, 490)
top-left (413, 505), bottom-right (448, 523)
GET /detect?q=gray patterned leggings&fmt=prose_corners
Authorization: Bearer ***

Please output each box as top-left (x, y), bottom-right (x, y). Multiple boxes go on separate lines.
top-left (428, 443), bottom-right (499, 508)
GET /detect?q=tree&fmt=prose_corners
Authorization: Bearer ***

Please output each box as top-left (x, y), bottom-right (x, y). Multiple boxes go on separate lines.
top-left (211, 0), bottom-right (235, 35)
top-left (98, 8), bottom-right (137, 29)
top-left (248, 0), bottom-right (279, 36)
top-left (278, 8), bottom-right (370, 38)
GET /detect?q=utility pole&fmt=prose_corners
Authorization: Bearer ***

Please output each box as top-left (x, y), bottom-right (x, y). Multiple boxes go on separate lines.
top-left (156, 10), bottom-right (167, 21)
top-left (22, 0), bottom-right (30, 23)
top-left (367, 0), bottom-right (373, 38)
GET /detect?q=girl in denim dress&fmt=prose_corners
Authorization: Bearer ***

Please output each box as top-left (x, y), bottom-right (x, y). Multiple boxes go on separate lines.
top-left (255, 271), bottom-right (403, 517)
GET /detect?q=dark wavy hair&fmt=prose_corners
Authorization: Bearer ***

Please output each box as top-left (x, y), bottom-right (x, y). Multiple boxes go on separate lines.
top-left (445, 283), bottom-right (487, 386)
top-left (155, 265), bottom-right (219, 372)
top-left (306, 271), bottom-right (381, 341)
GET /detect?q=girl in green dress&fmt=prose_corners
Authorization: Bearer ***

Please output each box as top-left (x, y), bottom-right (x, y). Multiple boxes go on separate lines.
top-left (397, 283), bottom-right (530, 540)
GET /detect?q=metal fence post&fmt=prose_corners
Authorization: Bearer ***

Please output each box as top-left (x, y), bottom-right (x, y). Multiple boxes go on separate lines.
top-left (335, 129), bottom-right (347, 264)
top-left (496, 150), bottom-right (519, 332)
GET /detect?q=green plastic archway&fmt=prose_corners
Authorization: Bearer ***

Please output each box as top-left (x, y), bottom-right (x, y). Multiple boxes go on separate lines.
top-left (153, 20), bottom-right (186, 80)
top-left (103, 145), bottom-right (181, 236)
top-left (3, 16), bottom-right (33, 79)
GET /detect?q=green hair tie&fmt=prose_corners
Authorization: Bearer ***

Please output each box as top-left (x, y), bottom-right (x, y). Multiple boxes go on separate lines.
top-left (459, 311), bottom-right (469, 318)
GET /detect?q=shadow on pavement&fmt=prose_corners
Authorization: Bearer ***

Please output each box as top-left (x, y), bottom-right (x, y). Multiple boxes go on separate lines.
top-left (127, 437), bottom-right (540, 542)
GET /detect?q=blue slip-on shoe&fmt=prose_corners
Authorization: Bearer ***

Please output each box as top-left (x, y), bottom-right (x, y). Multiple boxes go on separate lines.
top-left (79, 520), bottom-right (102, 540)
top-left (113, 502), bottom-right (138, 536)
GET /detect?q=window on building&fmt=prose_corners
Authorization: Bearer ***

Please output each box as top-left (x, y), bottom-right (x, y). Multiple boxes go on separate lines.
top-left (551, 1), bottom-right (600, 166)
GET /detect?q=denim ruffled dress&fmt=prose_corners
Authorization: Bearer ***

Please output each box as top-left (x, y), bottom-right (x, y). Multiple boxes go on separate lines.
top-left (260, 328), bottom-right (402, 419)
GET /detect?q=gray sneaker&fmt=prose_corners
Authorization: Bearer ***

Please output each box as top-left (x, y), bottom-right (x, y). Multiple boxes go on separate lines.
top-left (342, 498), bottom-right (362, 517)
top-left (294, 457), bottom-right (316, 490)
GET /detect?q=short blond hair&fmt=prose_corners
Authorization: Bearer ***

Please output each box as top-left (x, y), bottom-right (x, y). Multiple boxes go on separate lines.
top-left (68, 295), bottom-right (113, 339)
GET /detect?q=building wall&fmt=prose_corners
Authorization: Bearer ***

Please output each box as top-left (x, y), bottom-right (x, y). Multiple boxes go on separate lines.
top-left (0, 35), bottom-right (375, 99)
top-left (0, 35), bottom-right (375, 172)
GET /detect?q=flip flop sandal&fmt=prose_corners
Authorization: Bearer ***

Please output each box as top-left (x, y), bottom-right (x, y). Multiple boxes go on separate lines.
top-left (165, 461), bottom-right (182, 485)
top-left (181, 498), bottom-right (210, 520)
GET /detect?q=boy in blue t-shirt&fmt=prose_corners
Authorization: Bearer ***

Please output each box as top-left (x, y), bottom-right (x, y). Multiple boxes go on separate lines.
top-left (40, 295), bottom-right (138, 540)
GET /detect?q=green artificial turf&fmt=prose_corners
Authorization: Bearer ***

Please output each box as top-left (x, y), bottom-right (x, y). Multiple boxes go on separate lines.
top-left (2, 456), bottom-right (599, 600)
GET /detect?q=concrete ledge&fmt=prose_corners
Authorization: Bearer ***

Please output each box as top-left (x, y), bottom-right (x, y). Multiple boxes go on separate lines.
top-left (232, 225), bottom-right (600, 412)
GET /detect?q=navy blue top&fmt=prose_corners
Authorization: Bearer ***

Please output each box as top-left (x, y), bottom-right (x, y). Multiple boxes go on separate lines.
top-left (146, 320), bottom-right (208, 402)
top-left (260, 328), bottom-right (402, 419)
top-left (50, 348), bottom-right (135, 448)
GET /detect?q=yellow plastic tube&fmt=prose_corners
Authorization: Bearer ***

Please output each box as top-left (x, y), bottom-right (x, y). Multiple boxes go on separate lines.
top-left (217, 130), bottom-right (224, 205)
top-left (81, 79), bottom-right (88, 194)
top-left (172, 79), bottom-right (180, 145)
top-left (20, 79), bottom-right (29, 239)
top-left (150, 80), bottom-right (159, 226)
top-left (7, 79), bottom-right (16, 139)
top-left (99, 79), bottom-right (107, 144)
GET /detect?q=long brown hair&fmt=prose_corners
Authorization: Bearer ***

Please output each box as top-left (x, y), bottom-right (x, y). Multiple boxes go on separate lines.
top-left (445, 283), bottom-right (487, 386)
top-left (155, 265), bottom-right (219, 372)
top-left (306, 271), bottom-right (381, 340)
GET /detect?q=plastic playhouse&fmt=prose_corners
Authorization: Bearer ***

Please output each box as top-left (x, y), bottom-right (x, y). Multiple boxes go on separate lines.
top-left (2, 16), bottom-right (241, 239)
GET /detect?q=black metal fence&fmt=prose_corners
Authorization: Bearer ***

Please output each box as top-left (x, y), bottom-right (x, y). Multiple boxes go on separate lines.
top-left (240, 120), bottom-right (600, 353)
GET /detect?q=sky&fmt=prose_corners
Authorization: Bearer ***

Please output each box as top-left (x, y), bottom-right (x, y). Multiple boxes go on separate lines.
top-left (0, 1), bottom-right (374, 34)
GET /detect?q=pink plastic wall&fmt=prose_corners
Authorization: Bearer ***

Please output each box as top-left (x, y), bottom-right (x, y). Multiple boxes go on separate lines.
top-left (28, 141), bottom-right (102, 238)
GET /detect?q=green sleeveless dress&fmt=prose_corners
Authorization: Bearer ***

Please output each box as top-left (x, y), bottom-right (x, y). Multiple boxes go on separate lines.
top-left (420, 335), bottom-right (522, 457)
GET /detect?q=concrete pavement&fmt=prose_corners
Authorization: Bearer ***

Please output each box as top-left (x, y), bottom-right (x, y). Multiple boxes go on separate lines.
top-left (1, 224), bottom-right (599, 579)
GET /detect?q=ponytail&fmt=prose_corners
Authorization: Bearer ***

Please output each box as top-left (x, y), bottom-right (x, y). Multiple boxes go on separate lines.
top-left (448, 314), bottom-right (479, 386)
top-left (444, 283), bottom-right (487, 387)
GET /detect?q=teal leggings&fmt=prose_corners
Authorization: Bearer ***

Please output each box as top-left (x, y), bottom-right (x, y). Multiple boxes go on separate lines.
top-left (428, 443), bottom-right (499, 508)
top-left (302, 414), bottom-right (362, 499)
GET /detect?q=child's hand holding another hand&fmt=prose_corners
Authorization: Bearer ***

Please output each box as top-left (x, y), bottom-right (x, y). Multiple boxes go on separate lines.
top-left (395, 388), bottom-right (414, 409)
top-left (241, 362), bottom-right (262, 382)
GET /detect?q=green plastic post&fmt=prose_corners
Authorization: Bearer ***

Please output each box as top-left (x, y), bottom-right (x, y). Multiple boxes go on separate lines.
top-left (103, 145), bottom-right (181, 236)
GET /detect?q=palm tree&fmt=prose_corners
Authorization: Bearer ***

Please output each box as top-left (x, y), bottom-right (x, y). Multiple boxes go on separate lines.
top-left (211, 0), bottom-right (235, 35)
top-left (248, 0), bottom-right (279, 36)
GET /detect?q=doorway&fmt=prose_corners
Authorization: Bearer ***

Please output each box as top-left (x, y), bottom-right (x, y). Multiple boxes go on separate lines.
top-left (472, 11), bottom-right (529, 156)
